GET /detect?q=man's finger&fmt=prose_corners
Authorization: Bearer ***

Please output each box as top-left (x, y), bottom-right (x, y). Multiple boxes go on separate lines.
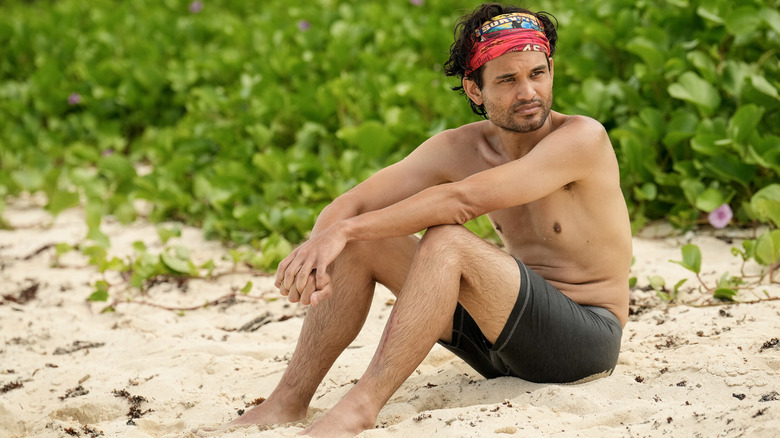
top-left (282, 261), bottom-right (301, 291)
top-left (311, 283), bottom-right (333, 306)
top-left (295, 260), bottom-right (315, 292)
top-left (315, 264), bottom-right (331, 292)
top-left (275, 249), bottom-right (297, 288)
top-left (287, 283), bottom-right (301, 303)
top-left (299, 273), bottom-right (317, 305)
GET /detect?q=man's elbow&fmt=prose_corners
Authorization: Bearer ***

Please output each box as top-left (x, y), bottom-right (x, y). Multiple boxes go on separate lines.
top-left (450, 185), bottom-right (483, 225)
top-left (453, 207), bottom-right (478, 225)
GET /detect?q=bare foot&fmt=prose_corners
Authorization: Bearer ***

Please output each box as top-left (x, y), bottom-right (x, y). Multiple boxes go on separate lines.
top-left (299, 394), bottom-right (377, 438)
top-left (229, 398), bottom-right (308, 428)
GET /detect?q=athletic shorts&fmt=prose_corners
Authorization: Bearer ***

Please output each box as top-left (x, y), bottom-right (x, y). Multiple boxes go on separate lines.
top-left (438, 258), bottom-right (623, 383)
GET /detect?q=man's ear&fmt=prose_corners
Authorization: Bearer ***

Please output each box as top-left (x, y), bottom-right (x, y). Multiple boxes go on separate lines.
top-left (549, 57), bottom-right (554, 79)
top-left (463, 77), bottom-right (483, 106)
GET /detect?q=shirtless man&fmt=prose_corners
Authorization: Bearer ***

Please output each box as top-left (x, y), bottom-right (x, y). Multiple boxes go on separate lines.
top-left (231, 4), bottom-right (631, 437)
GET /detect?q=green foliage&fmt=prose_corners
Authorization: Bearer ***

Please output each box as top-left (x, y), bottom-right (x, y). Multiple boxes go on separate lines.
top-left (551, 0), bottom-right (780, 230)
top-left (668, 242), bottom-right (769, 302)
top-left (670, 244), bottom-right (702, 274)
top-left (1, 0), bottom-right (779, 273)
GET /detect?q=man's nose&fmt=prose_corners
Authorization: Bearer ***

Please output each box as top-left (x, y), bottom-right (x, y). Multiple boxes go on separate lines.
top-left (515, 81), bottom-right (535, 101)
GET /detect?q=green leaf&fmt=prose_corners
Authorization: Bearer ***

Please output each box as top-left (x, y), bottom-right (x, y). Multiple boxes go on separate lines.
top-left (160, 251), bottom-right (192, 274)
top-left (88, 280), bottom-right (110, 302)
top-left (634, 182), bottom-right (657, 201)
top-left (750, 74), bottom-right (780, 100)
top-left (86, 227), bottom-right (111, 249)
top-left (87, 290), bottom-right (109, 302)
top-left (668, 72), bottom-right (721, 115)
top-left (748, 135), bottom-right (780, 170)
top-left (648, 275), bottom-right (666, 291)
top-left (11, 170), bottom-right (44, 191)
top-left (763, 7), bottom-right (780, 35)
top-left (696, 5), bottom-right (724, 24)
top-left (200, 259), bottom-right (216, 277)
top-left (713, 288), bottom-right (737, 301)
top-left (673, 278), bottom-right (688, 293)
top-left (724, 6), bottom-right (761, 36)
top-left (240, 281), bottom-right (253, 295)
top-left (157, 224), bottom-right (182, 245)
top-left (680, 179), bottom-right (705, 206)
top-left (705, 156), bottom-right (756, 187)
top-left (98, 154), bottom-right (136, 181)
top-left (754, 230), bottom-right (780, 266)
top-left (670, 244), bottom-right (702, 274)
top-left (47, 190), bottom-right (81, 216)
top-left (695, 188), bottom-right (725, 212)
top-left (728, 104), bottom-right (764, 146)
top-left (336, 120), bottom-right (397, 160)
top-left (625, 36), bottom-right (665, 68)
top-left (81, 245), bottom-right (107, 266)
top-left (750, 185), bottom-right (780, 227)
top-left (55, 243), bottom-right (74, 256)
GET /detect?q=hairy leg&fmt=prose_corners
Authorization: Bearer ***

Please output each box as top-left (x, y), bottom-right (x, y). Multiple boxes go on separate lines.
top-left (301, 225), bottom-right (521, 437)
top-left (230, 236), bottom-right (418, 427)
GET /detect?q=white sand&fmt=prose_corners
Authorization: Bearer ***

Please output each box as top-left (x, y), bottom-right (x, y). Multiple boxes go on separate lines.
top-left (1, 200), bottom-right (778, 438)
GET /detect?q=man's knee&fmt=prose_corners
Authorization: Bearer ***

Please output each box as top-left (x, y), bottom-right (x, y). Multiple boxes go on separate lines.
top-left (417, 225), bottom-right (471, 262)
top-left (337, 240), bottom-right (376, 266)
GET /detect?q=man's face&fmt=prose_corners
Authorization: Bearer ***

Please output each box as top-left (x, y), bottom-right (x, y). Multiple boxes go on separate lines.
top-left (467, 51), bottom-right (554, 133)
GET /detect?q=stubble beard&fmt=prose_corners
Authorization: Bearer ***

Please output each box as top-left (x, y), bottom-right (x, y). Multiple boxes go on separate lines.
top-left (486, 94), bottom-right (553, 134)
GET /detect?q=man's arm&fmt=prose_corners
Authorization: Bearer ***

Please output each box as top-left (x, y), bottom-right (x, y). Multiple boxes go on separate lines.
top-left (308, 129), bottom-right (468, 236)
top-left (342, 117), bottom-right (608, 240)
top-left (275, 129), bottom-right (464, 298)
top-left (280, 116), bottom-right (611, 304)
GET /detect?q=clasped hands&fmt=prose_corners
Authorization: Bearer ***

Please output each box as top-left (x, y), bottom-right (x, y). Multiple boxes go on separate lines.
top-left (274, 224), bottom-right (348, 306)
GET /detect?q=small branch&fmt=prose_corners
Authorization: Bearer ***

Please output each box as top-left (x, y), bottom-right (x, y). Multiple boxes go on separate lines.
top-left (115, 292), bottom-right (270, 312)
top-left (679, 296), bottom-right (780, 308)
top-left (207, 270), bottom-right (273, 280)
top-left (22, 243), bottom-right (54, 260)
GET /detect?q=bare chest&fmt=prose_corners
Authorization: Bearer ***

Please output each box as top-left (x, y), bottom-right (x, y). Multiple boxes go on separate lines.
top-left (486, 183), bottom-right (580, 256)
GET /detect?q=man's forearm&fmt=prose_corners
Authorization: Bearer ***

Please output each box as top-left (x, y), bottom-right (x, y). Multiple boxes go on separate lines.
top-left (340, 182), bottom-right (474, 243)
top-left (310, 196), bottom-right (361, 238)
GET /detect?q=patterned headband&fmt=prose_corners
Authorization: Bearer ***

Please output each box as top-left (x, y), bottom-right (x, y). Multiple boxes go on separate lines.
top-left (466, 13), bottom-right (551, 77)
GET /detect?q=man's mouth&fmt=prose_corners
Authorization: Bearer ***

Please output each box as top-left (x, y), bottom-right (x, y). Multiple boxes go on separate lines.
top-left (513, 102), bottom-right (541, 115)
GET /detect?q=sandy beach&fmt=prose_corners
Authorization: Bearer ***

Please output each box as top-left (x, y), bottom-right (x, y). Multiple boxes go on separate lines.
top-left (1, 199), bottom-right (778, 437)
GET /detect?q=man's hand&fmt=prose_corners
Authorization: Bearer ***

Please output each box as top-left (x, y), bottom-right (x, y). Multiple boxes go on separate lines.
top-left (274, 223), bottom-right (348, 306)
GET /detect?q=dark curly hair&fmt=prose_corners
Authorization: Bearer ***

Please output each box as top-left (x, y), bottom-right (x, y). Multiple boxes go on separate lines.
top-left (443, 3), bottom-right (558, 117)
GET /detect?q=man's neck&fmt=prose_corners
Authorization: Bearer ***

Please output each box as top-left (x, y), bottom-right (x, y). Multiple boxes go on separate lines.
top-left (491, 113), bottom-right (556, 160)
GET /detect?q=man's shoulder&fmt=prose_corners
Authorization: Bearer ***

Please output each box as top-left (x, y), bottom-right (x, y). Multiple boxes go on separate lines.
top-left (429, 120), bottom-right (490, 144)
top-left (552, 112), bottom-right (605, 134)
top-left (548, 113), bottom-right (610, 151)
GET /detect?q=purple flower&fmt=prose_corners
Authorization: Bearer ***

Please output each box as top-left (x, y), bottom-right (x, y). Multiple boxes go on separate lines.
top-left (297, 20), bottom-right (311, 31)
top-left (708, 204), bottom-right (733, 229)
top-left (410, 0), bottom-right (424, 5)
top-left (68, 93), bottom-right (81, 105)
top-left (189, 1), bottom-right (203, 13)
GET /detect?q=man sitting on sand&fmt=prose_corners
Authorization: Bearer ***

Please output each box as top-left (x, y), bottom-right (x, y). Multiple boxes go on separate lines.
top-left (232, 3), bottom-right (631, 437)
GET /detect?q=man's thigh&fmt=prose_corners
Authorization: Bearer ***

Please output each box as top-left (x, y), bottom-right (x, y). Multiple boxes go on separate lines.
top-left (345, 235), bottom-right (420, 295)
top-left (422, 225), bottom-right (522, 344)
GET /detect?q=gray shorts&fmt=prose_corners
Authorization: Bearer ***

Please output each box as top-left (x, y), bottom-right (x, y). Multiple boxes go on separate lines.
top-left (438, 258), bottom-right (623, 383)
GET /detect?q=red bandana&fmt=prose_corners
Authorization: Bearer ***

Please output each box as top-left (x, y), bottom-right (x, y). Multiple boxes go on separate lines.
top-left (466, 13), bottom-right (550, 77)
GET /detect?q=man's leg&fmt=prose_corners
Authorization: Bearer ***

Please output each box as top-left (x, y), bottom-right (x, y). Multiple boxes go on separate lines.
top-left (302, 225), bottom-right (522, 437)
top-left (230, 235), bottom-right (419, 427)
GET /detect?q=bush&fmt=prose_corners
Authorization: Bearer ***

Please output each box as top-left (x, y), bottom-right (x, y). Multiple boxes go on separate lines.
top-left (1, 0), bottom-right (778, 269)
